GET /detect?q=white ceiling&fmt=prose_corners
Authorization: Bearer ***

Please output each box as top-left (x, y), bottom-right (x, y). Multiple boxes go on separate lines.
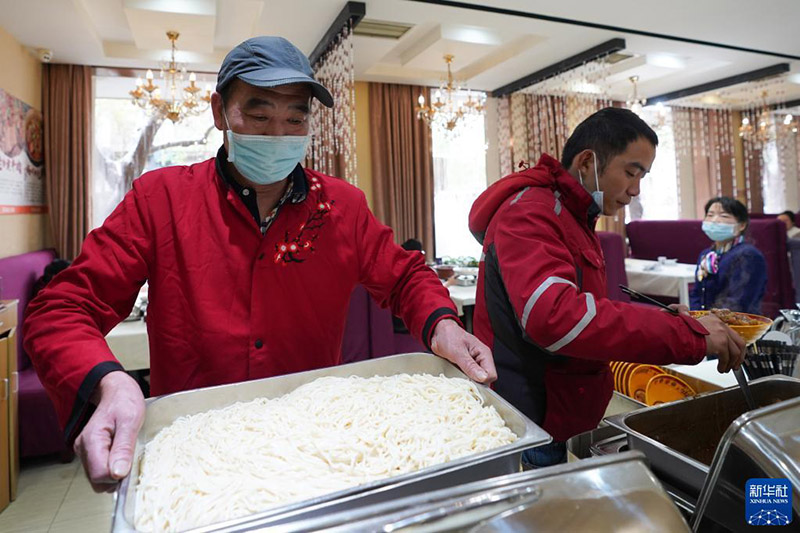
top-left (1, 0), bottom-right (798, 105)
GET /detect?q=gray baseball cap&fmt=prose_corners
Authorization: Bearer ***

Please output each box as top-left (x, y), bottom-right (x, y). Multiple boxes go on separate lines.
top-left (216, 36), bottom-right (333, 108)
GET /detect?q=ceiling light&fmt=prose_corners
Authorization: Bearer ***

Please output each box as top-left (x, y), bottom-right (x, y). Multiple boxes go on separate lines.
top-left (353, 19), bottom-right (413, 39)
top-left (647, 53), bottom-right (686, 70)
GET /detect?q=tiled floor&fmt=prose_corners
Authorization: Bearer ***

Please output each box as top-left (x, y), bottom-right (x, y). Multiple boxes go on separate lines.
top-left (0, 457), bottom-right (113, 533)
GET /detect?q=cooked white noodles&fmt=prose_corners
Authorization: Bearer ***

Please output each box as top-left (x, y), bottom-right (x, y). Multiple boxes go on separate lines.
top-left (134, 373), bottom-right (517, 532)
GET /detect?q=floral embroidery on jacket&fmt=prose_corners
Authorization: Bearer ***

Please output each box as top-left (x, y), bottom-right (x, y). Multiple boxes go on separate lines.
top-left (274, 175), bottom-right (333, 265)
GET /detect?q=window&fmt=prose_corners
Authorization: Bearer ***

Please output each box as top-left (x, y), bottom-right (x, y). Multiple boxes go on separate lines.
top-left (431, 91), bottom-right (487, 262)
top-left (92, 73), bottom-right (219, 229)
top-left (630, 105), bottom-right (680, 221)
top-left (762, 135), bottom-right (783, 213)
top-left (760, 115), bottom-right (790, 214)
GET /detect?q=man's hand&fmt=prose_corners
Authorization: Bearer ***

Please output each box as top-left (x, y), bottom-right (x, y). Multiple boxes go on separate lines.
top-left (666, 303), bottom-right (690, 316)
top-left (74, 371), bottom-right (145, 493)
top-left (697, 314), bottom-right (746, 373)
top-left (430, 319), bottom-right (497, 384)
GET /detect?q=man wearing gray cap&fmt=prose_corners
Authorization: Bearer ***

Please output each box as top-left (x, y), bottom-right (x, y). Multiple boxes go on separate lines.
top-left (24, 37), bottom-right (496, 491)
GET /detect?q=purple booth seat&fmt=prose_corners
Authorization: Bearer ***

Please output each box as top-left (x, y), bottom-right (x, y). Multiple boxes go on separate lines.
top-left (0, 249), bottom-right (70, 458)
top-left (340, 285), bottom-right (429, 365)
top-left (786, 238), bottom-right (800, 304)
top-left (367, 289), bottom-right (428, 358)
top-left (626, 219), bottom-right (794, 318)
top-left (340, 284), bottom-right (372, 364)
top-left (750, 212), bottom-right (800, 228)
top-left (597, 231), bottom-right (630, 303)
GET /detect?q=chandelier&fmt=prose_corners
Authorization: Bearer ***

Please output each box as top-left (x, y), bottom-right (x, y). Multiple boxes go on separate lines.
top-left (738, 111), bottom-right (772, 145)
top-left (415, 54), bottom-right (485, 133)
top-left (782, 113), bottom-right (798, 135)
top-left (738, 92), bottom-right (775, 146)
top-left (625, 75), bottom-right (667, 129)
top-left (626, 75), bottom-right (647, 116)
top-left (129, 31), bottom-right (211, 124)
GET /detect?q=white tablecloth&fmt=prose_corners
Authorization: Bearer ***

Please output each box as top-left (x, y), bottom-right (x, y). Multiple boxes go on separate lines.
top-left (106, 320), bottom-right (149, 371)
top-left (447, 284), bottom-right (477, 316)
top-left (104, 283), bottom-right (480, 370)
top-left (667, 360), bottom-right (737, 388)
top-left (624, 258), bottom-right (696, 305)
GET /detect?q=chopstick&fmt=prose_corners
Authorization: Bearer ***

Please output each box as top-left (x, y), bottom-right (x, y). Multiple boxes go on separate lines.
top-left (619, 285), bottom-right (679, 315)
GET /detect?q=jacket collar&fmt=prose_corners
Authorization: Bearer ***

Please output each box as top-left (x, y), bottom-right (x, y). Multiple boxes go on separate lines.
top-left (536, 154), bottom-right (601, 227)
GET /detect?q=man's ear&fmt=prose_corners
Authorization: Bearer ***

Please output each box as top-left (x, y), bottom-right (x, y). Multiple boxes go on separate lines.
top-left (576, 149), bottom-right (595, 176)
top-left (211, 92), bottom-right (226, 131)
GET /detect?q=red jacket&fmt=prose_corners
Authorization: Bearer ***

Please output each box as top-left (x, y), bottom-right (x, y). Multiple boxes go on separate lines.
top-left (24, 157), bottom-right (458, 441)
top-left (469, 154), bottom-right (708, 442)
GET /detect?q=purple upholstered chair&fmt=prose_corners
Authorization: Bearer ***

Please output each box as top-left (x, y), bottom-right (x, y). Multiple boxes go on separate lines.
top-left (787, 239), bottom-right (800, 304)
top-left (340, 284), bottom-right (372, 364)
top-left (368, 292), bottom-right (427, 358)
top-left (340, 285), bottom-right (429, 364)
top-left (596, 231), bottom-right (630, 303)
top-left (0, 249), bottom-right (70, 458)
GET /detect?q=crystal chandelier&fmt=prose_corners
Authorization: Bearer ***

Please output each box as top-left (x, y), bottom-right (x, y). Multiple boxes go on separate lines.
top-left (415, 54), bottom-right (485, 133)
top-left (739, 92), bottom-right (774, 145)
top-left (738, 111), bottom-right (771, 144)
top-left (626, 75), bottom-right (667, 129)
top-left (626, 75), bottom-right (647, 116)
top-left (782, 113), bottom-right (798, 135)
top-left (129, 31), bottom-right (211, 124)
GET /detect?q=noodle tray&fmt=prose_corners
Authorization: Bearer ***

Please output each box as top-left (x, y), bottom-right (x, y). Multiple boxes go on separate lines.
top-left (112, 352), bottom-right (551, 532)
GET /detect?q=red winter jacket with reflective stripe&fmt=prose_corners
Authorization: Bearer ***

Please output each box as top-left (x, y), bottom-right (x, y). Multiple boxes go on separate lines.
top-left (469, 154), bottom-right (708, 442)
top-left (23, 157), bottom-right (458, 441)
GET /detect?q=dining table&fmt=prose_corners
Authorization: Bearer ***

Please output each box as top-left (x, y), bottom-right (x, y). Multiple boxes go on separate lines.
top-left (624, 258), bottom-right (697, 305)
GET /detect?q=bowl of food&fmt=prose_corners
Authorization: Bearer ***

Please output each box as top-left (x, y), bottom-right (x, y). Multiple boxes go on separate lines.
top-left (434, 264), bottom-right (456, 280)
top-left (689, 309), bottom-right (772, 345)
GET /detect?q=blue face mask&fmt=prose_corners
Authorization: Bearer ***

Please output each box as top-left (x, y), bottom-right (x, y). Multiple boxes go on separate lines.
top-left (224, 111), bottom-right (310, 185)
top-left (702, 221), bottom-right (737, 242)
top-left (578, 151), bottom-right (603, 210)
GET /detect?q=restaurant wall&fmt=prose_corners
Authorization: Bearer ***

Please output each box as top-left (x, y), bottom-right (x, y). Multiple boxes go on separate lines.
top-left (354, 81), bottom-right (373, 209)
top-left (0, 25), bottom-right (52, 259)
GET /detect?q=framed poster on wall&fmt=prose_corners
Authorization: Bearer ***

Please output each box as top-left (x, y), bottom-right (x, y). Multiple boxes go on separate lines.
top-left (0, 88), bottom-right (45, 214)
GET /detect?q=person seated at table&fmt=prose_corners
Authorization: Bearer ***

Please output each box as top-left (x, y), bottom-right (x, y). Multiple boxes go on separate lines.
top-left (777, 210), bottom-right (800, 240)
top-left (31, 258), bottom-right (71, 298)
top-left (690, 197), bottom-right (767, 314)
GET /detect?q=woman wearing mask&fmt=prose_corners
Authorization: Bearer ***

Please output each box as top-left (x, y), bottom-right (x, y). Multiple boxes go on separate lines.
top-left (690, 197), bottom-right (767, 314)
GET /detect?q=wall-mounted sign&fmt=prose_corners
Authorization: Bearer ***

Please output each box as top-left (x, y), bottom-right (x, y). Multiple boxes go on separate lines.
top-left (0, 88), bottom-right (45, 214)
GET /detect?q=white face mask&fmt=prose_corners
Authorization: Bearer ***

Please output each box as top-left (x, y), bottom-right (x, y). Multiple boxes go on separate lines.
top-left (578, 151), bottom-right (603, 210)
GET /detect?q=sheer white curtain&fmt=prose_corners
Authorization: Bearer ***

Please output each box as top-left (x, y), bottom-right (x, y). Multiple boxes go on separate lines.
top-left (432, 91), bottom-right (487, 261)
top-left (633, 105), bottom-right (680, 221)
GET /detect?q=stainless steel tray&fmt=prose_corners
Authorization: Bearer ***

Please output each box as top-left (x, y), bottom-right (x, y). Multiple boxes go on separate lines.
top-left (112, 353), bottom-right (550, 532)
top-left (692, 394), bottom-right (800, 531)
top-left (605, 375), bottom-right (800, 497)
top-left (244, 451), bottom-right (689, 533)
